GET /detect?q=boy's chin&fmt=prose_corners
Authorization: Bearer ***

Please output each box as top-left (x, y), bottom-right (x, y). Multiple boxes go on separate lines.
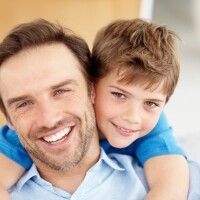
top-left (108, 138), bottom-right (136, 149)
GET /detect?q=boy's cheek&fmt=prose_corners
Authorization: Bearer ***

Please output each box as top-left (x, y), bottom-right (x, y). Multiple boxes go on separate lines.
top-left (143, 114), bottom-right (161, 133)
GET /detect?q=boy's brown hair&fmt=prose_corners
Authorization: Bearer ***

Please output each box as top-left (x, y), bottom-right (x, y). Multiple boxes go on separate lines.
top-left (0, 19), bottom-right (91, 116)
top-left (91, 18), bottom-right (180, 102)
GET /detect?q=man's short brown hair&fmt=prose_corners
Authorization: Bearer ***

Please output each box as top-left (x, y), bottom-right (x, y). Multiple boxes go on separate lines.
top-left (0, 19), bottom-right (91, 115)
top-left (91, 18), bottom-right (180, 102)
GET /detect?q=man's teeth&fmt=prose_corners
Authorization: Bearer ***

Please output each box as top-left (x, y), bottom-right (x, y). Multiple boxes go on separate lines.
top-left (43, 128), bottom-right (71, 143)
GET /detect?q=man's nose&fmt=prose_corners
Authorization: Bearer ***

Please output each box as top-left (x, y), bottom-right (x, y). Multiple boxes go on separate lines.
top-left (121, 102), bottom-right (141, 124)
top-left (36, 101), bottom-right (62, 129)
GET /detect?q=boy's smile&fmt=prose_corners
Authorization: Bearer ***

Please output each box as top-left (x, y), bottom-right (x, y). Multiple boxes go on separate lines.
top-left (111, 122), bottom-right (141, 137)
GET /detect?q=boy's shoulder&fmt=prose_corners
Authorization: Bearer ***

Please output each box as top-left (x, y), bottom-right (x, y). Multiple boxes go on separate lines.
top-left (0, 124), bottom-right (32, 169)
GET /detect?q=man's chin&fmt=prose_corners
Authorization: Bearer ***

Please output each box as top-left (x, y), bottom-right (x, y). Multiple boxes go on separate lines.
top-left (29, 147), bottom-right (84, 172)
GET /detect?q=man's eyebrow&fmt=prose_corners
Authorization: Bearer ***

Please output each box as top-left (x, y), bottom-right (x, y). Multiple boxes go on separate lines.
top-left (6, 80), bottom-right (78, 107)
top-left (51, 79), bottom-right (78, 90)
top-left (7, 95), bottom-right (30, 107)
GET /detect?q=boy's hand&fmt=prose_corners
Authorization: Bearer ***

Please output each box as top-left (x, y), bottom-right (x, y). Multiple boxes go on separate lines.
top-left (0, 188), bottom-right (10, 200)
top-left (144, 155), bottom-right (189, 200)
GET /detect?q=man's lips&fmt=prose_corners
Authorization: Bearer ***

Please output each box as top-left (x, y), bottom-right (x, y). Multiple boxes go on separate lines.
top-left (43, 127), bottom-right (73, 143)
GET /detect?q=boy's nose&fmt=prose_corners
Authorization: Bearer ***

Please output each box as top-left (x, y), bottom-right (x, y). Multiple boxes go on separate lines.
top-left (122, 103), bottom-right (141, 124)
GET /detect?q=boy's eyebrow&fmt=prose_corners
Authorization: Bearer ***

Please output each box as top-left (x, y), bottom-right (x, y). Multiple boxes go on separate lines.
top-left (145, 98), bottom-right (166, 103)
top-left (108, 86), bottom-right (132, 95)
top-left (108, 85), bottom-right (166, 102)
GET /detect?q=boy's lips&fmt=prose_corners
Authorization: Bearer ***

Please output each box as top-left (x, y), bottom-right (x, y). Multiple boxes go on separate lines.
top-left (111, 122), bottom-right (140, 137)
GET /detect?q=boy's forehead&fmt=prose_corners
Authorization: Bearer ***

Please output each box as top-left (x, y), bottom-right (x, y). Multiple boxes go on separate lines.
top-left (106, 68), bottom-right (166, 94)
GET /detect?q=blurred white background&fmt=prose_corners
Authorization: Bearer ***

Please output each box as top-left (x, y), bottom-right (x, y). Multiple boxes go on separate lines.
top-left (145, 0), bottom-right (200, 163)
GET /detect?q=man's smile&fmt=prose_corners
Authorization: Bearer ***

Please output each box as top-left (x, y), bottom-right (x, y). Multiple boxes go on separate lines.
top-left (43, 127), bottom-right (73, 143)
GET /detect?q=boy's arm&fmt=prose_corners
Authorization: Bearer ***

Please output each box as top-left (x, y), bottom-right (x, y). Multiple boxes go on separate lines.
top-left (144, 155), bottom-right (189, 200)
top-left (0, 188), bottom-right (10, 200)
top-left (0, 153), bottom-right (25, 200)
top-left (0, 153), bottom-right (25, 190)
top-left (0, 125), bottom-right (30, 199)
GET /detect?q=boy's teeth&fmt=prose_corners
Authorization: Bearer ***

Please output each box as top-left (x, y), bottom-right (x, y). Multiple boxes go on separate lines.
top-left (43, 127), bottom-right (71, 143)
top-left (117, 125), bottom-right (132, 133)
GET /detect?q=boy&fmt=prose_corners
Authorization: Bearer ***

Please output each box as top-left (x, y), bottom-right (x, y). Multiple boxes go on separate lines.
top-left (0, 19), bottom-right (188, 199)
top-left (90, 18), bottom-right (188, 199)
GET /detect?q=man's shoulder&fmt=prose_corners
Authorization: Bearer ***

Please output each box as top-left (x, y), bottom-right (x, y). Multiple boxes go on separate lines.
top-left (108, 152), bottom-right (141, 168)
top-left (188, 160), bottom-right (200, 199)
top-left (107, 153), bottom-right (148, 188)
top-left (108, 153), bottom-right (200, 200)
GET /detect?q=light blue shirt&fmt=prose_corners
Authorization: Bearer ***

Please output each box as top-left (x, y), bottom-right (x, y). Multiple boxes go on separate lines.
top-left (9, 149), bottom-right (200, 200)
top-left (9, 149), bottom-right (147, 200)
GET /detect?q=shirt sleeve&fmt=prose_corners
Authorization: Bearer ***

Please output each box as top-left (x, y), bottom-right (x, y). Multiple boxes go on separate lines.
top-left (101, 112), bottom-right (185, 167)
top-left (133, 112), bottom-right (185, 166)
top-left (0, 125), bottom-right (32, 169)
top-left (187, 160), bottom-right (200, 199)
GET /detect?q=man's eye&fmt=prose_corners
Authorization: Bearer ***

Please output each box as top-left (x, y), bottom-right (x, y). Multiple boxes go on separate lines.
top-left (17, 100), bottom-right (32, 109)
top-left (145, 101), bottom-right (159, 108)
top-left (54, 89), bottom-right (70, 96)
top-left (111, 92), bottom-right (126, 99)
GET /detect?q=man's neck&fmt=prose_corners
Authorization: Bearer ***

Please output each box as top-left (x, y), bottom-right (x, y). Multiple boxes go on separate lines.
top-left (36, 142), bottom-right (100, 194)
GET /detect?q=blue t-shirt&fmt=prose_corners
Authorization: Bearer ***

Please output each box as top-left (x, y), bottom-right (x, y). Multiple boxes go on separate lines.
top-left (0, 112), bottom-right (184, 168)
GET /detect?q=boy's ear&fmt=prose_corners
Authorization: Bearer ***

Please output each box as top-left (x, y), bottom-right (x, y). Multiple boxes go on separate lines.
top-left (90, 83), bottom-right (96, 104)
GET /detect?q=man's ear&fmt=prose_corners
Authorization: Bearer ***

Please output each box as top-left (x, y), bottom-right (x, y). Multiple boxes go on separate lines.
top-left (4, 113), bottom-right (15, 130)
top-left (0, 103), bottom-right (15, 129)
top-left (90, 83), bottom-right (96, 104)
top-left (7, 121), bottom-right (15, 130)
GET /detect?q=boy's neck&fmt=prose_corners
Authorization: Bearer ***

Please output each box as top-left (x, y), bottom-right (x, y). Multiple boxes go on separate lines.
top-left (98, 131), bottom-right (106, 139)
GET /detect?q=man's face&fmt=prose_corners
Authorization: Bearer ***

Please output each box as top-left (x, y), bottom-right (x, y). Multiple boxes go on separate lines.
top-left (0, 43), bottom-right (97, 171)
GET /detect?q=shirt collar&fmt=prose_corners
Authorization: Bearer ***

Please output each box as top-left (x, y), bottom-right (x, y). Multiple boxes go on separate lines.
top-left (98, 148), bottom-right (125, 171)
top-left (15, 164), bottom-right (52, 191)
top-left (14, 148), bottom-right (124, 191)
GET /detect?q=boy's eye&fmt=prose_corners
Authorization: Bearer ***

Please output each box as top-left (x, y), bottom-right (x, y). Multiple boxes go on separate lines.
top-left (145, 101), bottom-right (159, 108)
top-left (111, 91), bottom-right (126, 99)
top-left (17, 100), bottom-right (33, 109)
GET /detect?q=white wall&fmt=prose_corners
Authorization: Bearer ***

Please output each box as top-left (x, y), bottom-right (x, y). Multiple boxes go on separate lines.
top-left (153, 0), bottom-right (200, 137)
top-left (152, 0), bottom-right (200, 163)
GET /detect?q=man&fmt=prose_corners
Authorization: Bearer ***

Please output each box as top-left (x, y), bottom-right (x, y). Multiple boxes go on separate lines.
top-left (0, 19), bottom-right (199, 200)
top-left (0, 19), bottom-right (147, 200)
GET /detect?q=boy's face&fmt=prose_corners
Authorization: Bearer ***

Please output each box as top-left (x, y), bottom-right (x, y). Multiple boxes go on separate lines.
top-left (94, 71), bottom-right (167, 148)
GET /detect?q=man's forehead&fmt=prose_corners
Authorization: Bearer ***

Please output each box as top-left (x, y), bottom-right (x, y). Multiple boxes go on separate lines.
top-left (0, 43), bottom-right (86, 99)
top-left (1, 42), bottom-right (80, 66)
top-left (0, 43), bottom-right (83, 77)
